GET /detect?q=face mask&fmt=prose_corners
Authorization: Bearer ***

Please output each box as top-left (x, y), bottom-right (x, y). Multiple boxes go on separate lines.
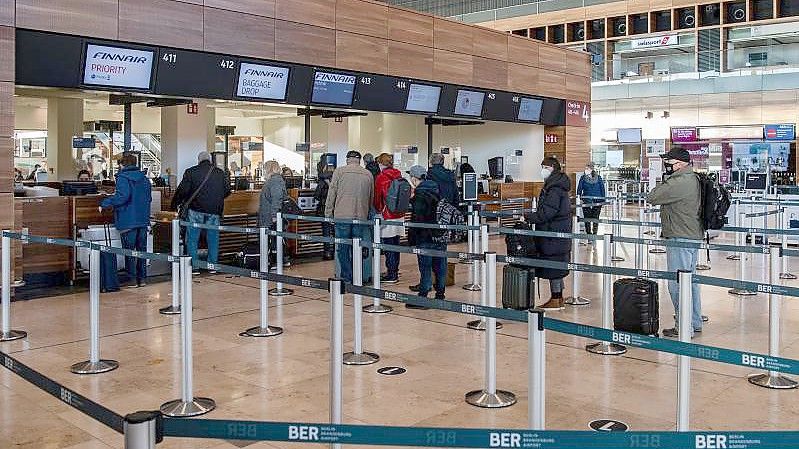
top-left (541, 167), bottom-right (552, 180)
top-left (584, 169), bottom-right (592, 176)
top-left (663, 161), bottom-right (676, 175)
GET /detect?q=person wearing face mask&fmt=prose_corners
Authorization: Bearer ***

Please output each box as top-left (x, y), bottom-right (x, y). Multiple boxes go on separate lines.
top-left (647, 148), bottom-right (703, 339)
top-left (576, 162), bottom-right (606, 237)
top-left (373, 153), bottom-right (406, 284)
top-left (522, 157), bottom-right (572, 310)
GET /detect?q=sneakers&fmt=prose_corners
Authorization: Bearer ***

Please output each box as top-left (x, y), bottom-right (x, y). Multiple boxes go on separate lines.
top-left (408, 284), bottom-right (420, 292)
top-left (662, 327), bottom-right (700, 339)
top-left (434, 292), bottom-right (445, 300)
top-left (381, 274), bottom-right (399, 285)
top-left (673, 314), bottom-right (709, 323)
top-left (538, 298), bottom-right (564, 310)
top-left (136, 281), bottom-right (147, 287)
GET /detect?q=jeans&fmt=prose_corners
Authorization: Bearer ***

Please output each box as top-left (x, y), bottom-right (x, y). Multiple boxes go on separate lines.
top-left (666, 243), bottom-right (703, 331)
top-left (582, 206), bottom-right (602, 234)
top-left (334, 223), bottom-right (372, 284)
top-left (549, 278), bottom-right (564, 294)
top-left (186, 209), bottom-right (220, 269)
top-left (384, 236), bottom-right (400, 278)
top-left (120, 226), bottom-right (148, 282)
top-left (417, 242), bottom-right (447, 297)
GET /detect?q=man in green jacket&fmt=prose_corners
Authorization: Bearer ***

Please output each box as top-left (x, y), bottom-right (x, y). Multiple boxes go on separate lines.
top-left (647, 148), bottom-right (703, 338)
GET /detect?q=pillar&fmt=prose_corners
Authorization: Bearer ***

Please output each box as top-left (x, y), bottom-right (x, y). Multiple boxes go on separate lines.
top-left (46, 98), bottom-right (84, 180)
top-left (327, 118), bottom-right (349, 167)
top-left (161, 100), bottom-right (214, 179)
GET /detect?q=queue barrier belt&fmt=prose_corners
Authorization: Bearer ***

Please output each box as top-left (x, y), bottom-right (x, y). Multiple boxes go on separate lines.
top-left (2, 231), bottom-right (177, 262)
top-left (581, 217), bottom-right (663, 228)
top-left (744, 208), bottom-right (783, 218)
top-left (496, 254), bottom-right (678, 281)
top-left (380, 219), bottom-right (480, 231)
top-left (194, 260), bottom-right (329, 291)
top-left (722, 225), bottom-right (799, 236)
top-left (479, 208), bottom-right (534, 217)
top-left (694, 274), bottom-right (799, 299)
top-left (496, 227), bottom-right (604, 242)
top-left (280, 214), bottom-right (373, 226)
top-left (366, 242), bottom-right (484, 262)
top-left (612, 235), bottom-right (772, 255)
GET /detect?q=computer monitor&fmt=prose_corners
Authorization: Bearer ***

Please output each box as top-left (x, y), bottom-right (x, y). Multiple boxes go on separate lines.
top-left (744, 172), bottom-right (768, 191)
top-left (61, 181), bottom-right (99, 196)
top-left (488, 157), bottom-right (504, 179)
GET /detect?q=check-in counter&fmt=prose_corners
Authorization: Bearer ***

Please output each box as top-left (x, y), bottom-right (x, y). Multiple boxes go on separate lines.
top-left (479, 181), bottom-right (540, 227)
top-left (17, 196), bottom-right (73, 278)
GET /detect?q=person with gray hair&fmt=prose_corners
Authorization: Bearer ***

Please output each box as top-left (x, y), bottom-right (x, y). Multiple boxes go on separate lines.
top-left (363, 152), bottom-right (380, 178)
top-left (171, 150), bottom-right (231, 272)
top-left (427, 152), bottom-right (457, 205)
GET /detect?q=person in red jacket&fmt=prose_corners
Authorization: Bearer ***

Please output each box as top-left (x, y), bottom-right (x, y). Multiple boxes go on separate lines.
top-left (374, 153), bottom-right (406, 284)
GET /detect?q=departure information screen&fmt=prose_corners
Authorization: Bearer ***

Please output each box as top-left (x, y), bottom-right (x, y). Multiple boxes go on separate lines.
top-left (405, 84), bottom-right (441, 113)
top-left (517, 97), bottom-right (544, 122)
top-left (454, 89), bottom-right (485, 117)
top-left (312, 71), bottom-right (357, 106)
top-left (155, 49), bottom-right (238, 99)
top-left (236, 62), bottom-right (290, 100)
top-left (83, 43), bottom-right (155, 90)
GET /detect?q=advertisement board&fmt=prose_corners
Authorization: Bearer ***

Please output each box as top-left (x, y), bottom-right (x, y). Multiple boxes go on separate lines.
top-left (671, 127), bottom-right (697, 142)
top-left (764, 124), bottom-right (796, 141)
top-left (83, 44), bottom-right (154, 90)
top-left (630, 34), bottom-right (679, 49)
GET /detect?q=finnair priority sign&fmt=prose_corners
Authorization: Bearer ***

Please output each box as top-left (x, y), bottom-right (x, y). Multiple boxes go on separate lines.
top-left (630, 34), bottom-right (679, 49)
top-left (83, 44), bottom-right (154, 89)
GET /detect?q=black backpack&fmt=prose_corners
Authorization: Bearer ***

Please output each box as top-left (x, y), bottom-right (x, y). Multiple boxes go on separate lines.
top-left (696, 173), bottom-right (730, 231)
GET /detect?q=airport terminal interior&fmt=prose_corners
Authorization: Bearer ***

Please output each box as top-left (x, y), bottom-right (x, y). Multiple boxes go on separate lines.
top-left (1, 0), bottom-right (799, 448)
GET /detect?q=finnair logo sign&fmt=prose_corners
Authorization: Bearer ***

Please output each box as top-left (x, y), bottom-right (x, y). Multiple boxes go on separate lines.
top-left (315, 72), bottom-right (356, 84)
top-left (630, 34), bottom-right (679, 49)
top-left (237, 62), bottom-right (290, 100)
top-left (83, 44), bottom-right (153, 89)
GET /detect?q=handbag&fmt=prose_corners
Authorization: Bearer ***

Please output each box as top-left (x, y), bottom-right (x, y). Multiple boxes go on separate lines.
top-left (280, 197), bottom-right (303, 216)
top-left (177, 167), bottom-right (215, 221)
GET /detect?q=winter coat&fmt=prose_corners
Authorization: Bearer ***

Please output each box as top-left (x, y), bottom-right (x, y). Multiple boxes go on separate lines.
top-left (428, 164), bottom-right (458, 205)
top-left (647, 166), bottom-right (703, 240)
top-left (576, 173), bottom-right (606, 204)
top-left (408, 180), bottom-right (439, 246)
top-left (374, 168), bottom-right (406, 220)
top-left (314, 170), bottom-right (332, 215)
top-left (170, 160), bottom-right (231, 216)
top-left (365, 161), bottom-right (381, 178)
top-left (524, 171), bottom-right (572, 279)
top-left (258, 173), bottom-right (288, 226)
top-left (100, 165), bottom-right (152, 231)
top-left (325, 163), bottom-right (374, 220)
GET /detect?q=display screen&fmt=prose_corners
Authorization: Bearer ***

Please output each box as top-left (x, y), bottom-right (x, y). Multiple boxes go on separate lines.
top-left (517, 97), bottom-right (544, 122)
top-left (454, 90), bottom-right (485, 117)
top-left (405, 84), bottom-right (441, 113)
top-left (156, 49), bottom-right (238, 99)
top-left (617, 128), bottom-right (643, 143)
top-left (312, 71), bottom-right (357, 106)
top-left (83, 43), bottom-right (155, 90)
top-left (236, 62), bottom-right (290, 100)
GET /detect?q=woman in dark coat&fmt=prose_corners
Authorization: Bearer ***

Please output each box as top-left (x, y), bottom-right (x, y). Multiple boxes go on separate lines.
top-left (523, 157), bottom-right (572, 310)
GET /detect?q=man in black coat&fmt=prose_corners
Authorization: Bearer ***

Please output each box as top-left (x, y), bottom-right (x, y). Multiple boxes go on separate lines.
top-left (523, 157), bottom-right (572, 310)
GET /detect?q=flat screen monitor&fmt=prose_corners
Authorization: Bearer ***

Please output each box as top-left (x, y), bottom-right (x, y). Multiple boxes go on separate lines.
top-left (61, 181), bottom-right (98, 196)
top-left (312, 71), bottom-right (357, 106)
top-left (82, 43), bottom-right (155, 90)
top-left (617, 128), bottom-right (643, 144)
top-left (744, 173), bottom-right (768, 191)
top-left (462, 173), bottom-right (478, 201)
top-left (454, 90), bottom-right (485, 117)
top-left (236, 62), bottom-right (290, 101)
top-left (488, 156), bottom-right (504, 179)
top-left (517, 97), bottom-right (544, 122)
top-left (405, 84), bottom-right (441, 113)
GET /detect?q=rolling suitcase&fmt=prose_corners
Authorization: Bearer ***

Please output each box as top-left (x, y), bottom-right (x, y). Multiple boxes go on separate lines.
top-left (502, 265), bottom-right (535, 310)
top-left (100, 225), bottom-right (120, 293)
top-left (613, 278), bottom-right (659, 336)
top-left (236, 241), bottom-right (261, 270)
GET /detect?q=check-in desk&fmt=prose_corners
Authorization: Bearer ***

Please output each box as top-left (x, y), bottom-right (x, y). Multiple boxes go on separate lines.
top-left (478, 181), bottom-right (540, 227)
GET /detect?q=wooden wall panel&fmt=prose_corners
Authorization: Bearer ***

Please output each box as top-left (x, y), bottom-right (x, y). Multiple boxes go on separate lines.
top-left (538, 44), bottom-right (566, 73)
top-left (507, 62), bottom-right (539, 95)
top-left (0, 82), bottom-right (11, 137)
top-left (388, 40), bottom-right (433, 80)
top-left (21, 197), bottom-right (71, 275)
top-left (565, 51), bottom-right (589, 76)
top-left (336, 31), bottom-right (388, 74)
top-left (433, 18), bottom-right (473, 55)
top-left (275, 20), bottom-right (336, 67)
top-left (473, 28), bottom-right (508, 61)
top-left (0, 0), bottom-right (13, 27)
top-left (119, 0), bottom-right (203, 50)
top-left (0, 136), bottom-right (11, 193)
top-left (275, 0), bottom-right (335, 29)
top-left (627, 0), bottom-right (650, 14)
top-left (204, 0), bottom-right (275, 17)
top-left (566, 74), bottom-right (591, 101)
top-left (0, 25), bottom-right (11, 82)
top-left (473, 57), bottom-right (508, 90)
top-left (584, 2), bottom-right (628, 19)
top-left (539, 71), bottom-right (566, 98)
top-left (649, 0), bottom-right (673, 10)
top-left (203, 8), bottom-right (275, 60)
top-left (388, 9), bottom-right (433, 47)
top-left (16, 0), bottom-right (118, 39)
top-left (508, 35), bottom-right (539, 68)
top-left (433, 49), bottom-right (473, 86)
top-left (565, 126), bottom-right (591, 172)
top-left (336, 0), bottom-right (388, 39)
top-left (0, 194), bottom-right (11, 231)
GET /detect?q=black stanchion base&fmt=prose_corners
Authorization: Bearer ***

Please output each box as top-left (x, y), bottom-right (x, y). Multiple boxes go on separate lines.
top-left (747, 373), bottom-right (799, 389)
top-left (70, 359), bottom-right (119, 375)
top-left (342, 351), bottom-right (380, 365)
top-left (241, 325), bottom-right (283, 338)
top-left (158, 305), bottom-right (181, 315)
top-left (465, 389), bottom-right (517, 408)
top-left (160, 397), bottom-right (216, 417)
top-left (466, 319), bottom-right (504, 331)
top-left (585, 342), bottom-right (627, 355)
top-left (0, 330), bottom-right (27, 342)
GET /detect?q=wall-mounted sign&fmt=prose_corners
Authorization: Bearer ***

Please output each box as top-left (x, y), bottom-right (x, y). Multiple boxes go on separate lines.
top-left (764, 124), bottom-right (795, 141)
top-left (186, 102), bottom-right (198, 115)
top-left (236, 62), bottom-right (290, 101)
top-left (617, 128), bottom-right (642, 144)
top-left (83, 43), bottom-right (154, 90)
top-left (671, 127), bottom-right (697, 142)
top-left (698, 126), bottom-right (763, 140)
top-left (566, 100), bottom-right (590, 127)
top-left (645, 139), bottom-right (666, 157)
top-left (630, 34), bottom-right (679, 49)
top-left (544, 134), bottom-right (560, 144)
top-left (72, 137), bottom-right (96, 149)
top-left (295, 143), bottom-right (310, 153)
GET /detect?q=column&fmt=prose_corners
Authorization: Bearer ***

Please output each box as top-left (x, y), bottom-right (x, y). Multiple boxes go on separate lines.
top-left (46, 98), bottom-right (84, 180)
top-left (161, 100), bottom-right (214, 179)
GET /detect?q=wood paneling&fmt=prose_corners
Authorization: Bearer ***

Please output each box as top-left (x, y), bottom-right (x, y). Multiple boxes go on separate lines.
top-left (203, 8), bottom-right (275, 60)
top-left (507, 62), bottom-right (539, 95)
top-left (565, 126), bottom-right (591, 172)
top-left (388, 40), bottom-right (433, 80)
top-left (275, 0), bottom-right (335, 29)
top-left (0, 135), bottom-right (11, 193)
top-left (433, 49), bottom-right (473, 86)
top-left (539, 71), bottom-right (566, 98)
top-left (627, 0), bottom-right (650, 14)
top-left (0, 26), bottom-right (12, 82)
top-left (0, 0), bottom-right (13, 27)
top-left (336, 31), bottom-right (388, 74)
top-left (649, 0), bottom-right (673, 10)
top-left (388, 9), bottom-right (433, 47)
top-left (0, 193), bottom-right (12, 231)
top-left (204, 0), bottom-right (275, 17)
top-left (224, 190), bottom-right (259, 215)
top-left (275, 19), bottom-right (336, 67)
top-left (472, 28), bottom-right (508, 61)
top-left (584, 2), bottom-right (628, 18)
top-left (566, 74), bottom-right (591, 101)
top-left (433, 18), bottom-right (473, 55)
top-left (508, 35), bottom-right (539, 68)
top-left (20, 196), bottom-right (71, 275)
top-left (473, 56), bottom-right (508, 90)
top-left (565, 51), bottom-right (589, 76)
top-left (335, 0), bottom-right (388, 39)
top-left (119, 0), bottom-right (203, 50)
top-left (538, 44), bottom-right (566, 72)
top-left (16, 0), bottom-right (118, 39)
top-left (0, 82), bottom-right (11, 136)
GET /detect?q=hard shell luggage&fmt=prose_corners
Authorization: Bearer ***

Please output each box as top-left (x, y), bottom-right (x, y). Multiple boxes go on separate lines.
top-left (613, 278), bottom-right (659, 336)
top-left (100, 225), bottom-right (120, 293)
top-left (502, 265), bottom-right (535, 310)
top-left (236, 241), bottom-right (261, 270)
top-left (504, 222), bottom-right (535, 258)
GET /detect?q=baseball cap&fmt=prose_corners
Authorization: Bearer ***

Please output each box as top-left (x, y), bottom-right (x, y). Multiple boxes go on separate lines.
top-left (346, 150), bottom-right (362, 159)
top-left (660, 148), bottom-right (690, 163)
top-left (407, 165), bottom-right (427, 179)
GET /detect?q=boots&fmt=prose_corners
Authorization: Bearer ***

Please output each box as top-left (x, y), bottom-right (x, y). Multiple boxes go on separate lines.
top-left (539, 291), bottom-right (564, 310)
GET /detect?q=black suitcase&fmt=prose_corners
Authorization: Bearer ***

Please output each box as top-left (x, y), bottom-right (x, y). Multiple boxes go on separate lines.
top-left (100, 225), bottom-right (120, 293)
top-left (237, 241), bottom-right (261, 270)
top-left (505, 222), bottom-right (535, 258)
top-left (502, 265), bottom-right (535, 310)
top-left (613, 278), bottom-right (659, 336)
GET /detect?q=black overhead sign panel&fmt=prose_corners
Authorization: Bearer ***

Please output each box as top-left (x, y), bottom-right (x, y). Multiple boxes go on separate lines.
top-left (15, 29), bottom-right (567, 125)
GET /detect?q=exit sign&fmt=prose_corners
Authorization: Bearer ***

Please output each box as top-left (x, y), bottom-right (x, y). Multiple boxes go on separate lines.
top-left (186, 102), bottom-right (199, 115)
top-left (545, 134), bottom-right (559, 143)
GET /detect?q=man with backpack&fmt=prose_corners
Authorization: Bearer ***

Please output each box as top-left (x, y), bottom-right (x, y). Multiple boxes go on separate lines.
top-left (427, 153), bottom-right (457, 205)
top-left (325, 150), bottom-right (374, 284)
top-left (647, 148), bottom-right (703, 338)
top-left (374, 153), bottom-right (409, 284)
top-left (407, 165), bottom-right (447, 303)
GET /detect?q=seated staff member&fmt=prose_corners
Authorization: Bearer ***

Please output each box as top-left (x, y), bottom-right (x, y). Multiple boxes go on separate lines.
top-left (407, 165), bottom-right (446, 305)
top-left (373, 153), bottom-right (405, 284)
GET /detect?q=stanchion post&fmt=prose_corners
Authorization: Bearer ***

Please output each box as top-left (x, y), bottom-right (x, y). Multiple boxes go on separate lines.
top-left (243, 227), bottom-right (282, 337)
top-left (343, 238), bottom-right (379, 365)
top-left (160, 219), bottom-right (182, 315)
top-left (71, 246), bottom-right (119, 374)
top-left (779, 208), bottom-right (796, 280)
top-left (611, 192), bottom-right (624, 262)
top-left (730, 212), bottom-right (756, 296)
top-left (364, 217), bottom-right (391, 313)
top-left (676, 270), bottom-right (692, 430)
top-left (160, 256), bottom-right (216, 417)
top-left (727, 200), bottom-right (741, 260)
top-left (466, 252), bottom-right (516, 408)
top-left (748, 248), bottom-right (798, 389)
top-left (329, 278), bottom-right (343, 446)
top-left (269, 212), bottom-right (293, 296)
top-left (463, 209), bottom-right (481, 290)
top-left (528, 309), bottom-right (545, 430)
top-left (1, 232), bottom-right (26, 341)
top-left (468, 225), bottom-right (503, 330)
top-left (461, 203), bottom-right (475, 265)
top-left (586, 234), bottom-right (627, 355)
top-left (123, 411), bottom-right (160, 449)
top-left (565, 215), bottom-right (590, 306)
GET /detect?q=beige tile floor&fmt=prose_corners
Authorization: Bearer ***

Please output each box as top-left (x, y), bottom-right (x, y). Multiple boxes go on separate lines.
top-left (1, 221), bottom-right (798, 448)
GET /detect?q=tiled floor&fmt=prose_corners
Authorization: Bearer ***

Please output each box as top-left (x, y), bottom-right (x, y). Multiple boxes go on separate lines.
top-left (1, 221), bottom-right (798, 448)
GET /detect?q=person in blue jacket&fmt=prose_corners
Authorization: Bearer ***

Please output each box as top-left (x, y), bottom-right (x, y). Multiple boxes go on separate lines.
top-left (576, 162), bottom-right (606, 235)
top-left (100, 154), bottom-right (152, 287)
top-left (427, 153), bottom-right (457, 205)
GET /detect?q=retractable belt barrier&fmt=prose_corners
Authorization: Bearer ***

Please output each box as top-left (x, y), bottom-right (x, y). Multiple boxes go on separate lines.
top-left (2, 231), bottom-right (177, 262)
top-left (380, 219), bottom-right (479, 231)
top-left (194, 260), bottom-right (329, 291)
top-left (280, 214), bottom-right (373, 227)
top-left (744, 208), bottom-right (783, 219)
top-left (365, 241), bottom-right (484, 262)
top-left (479, 208), bottom-right (535, 217)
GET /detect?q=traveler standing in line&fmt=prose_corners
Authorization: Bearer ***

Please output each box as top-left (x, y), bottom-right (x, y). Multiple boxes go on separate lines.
top-left (171, 151), bottom-right (231, 272)
top-left (576, 162), bottom-right (606, 236)
top-left (647, 148), bottom-right (703, 338)
top-left (373, 153), bottom-right (406, 284)
top-left (99, 154), bottom-right (152, 287)
top-left (427, 153), bottom-right (457, 205)
top-left (258, 160), bottom-right (287, 228)
top-left (363, 152), bottom-right (380, 178)
top-left (522, 157), bottom-right (572, 310)
top-left (407, 165), bottom-right (446, 303)
top-left (314, 160), bottom-right (335, 260)
top-left (325, 150), bottom-right (374, 284)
